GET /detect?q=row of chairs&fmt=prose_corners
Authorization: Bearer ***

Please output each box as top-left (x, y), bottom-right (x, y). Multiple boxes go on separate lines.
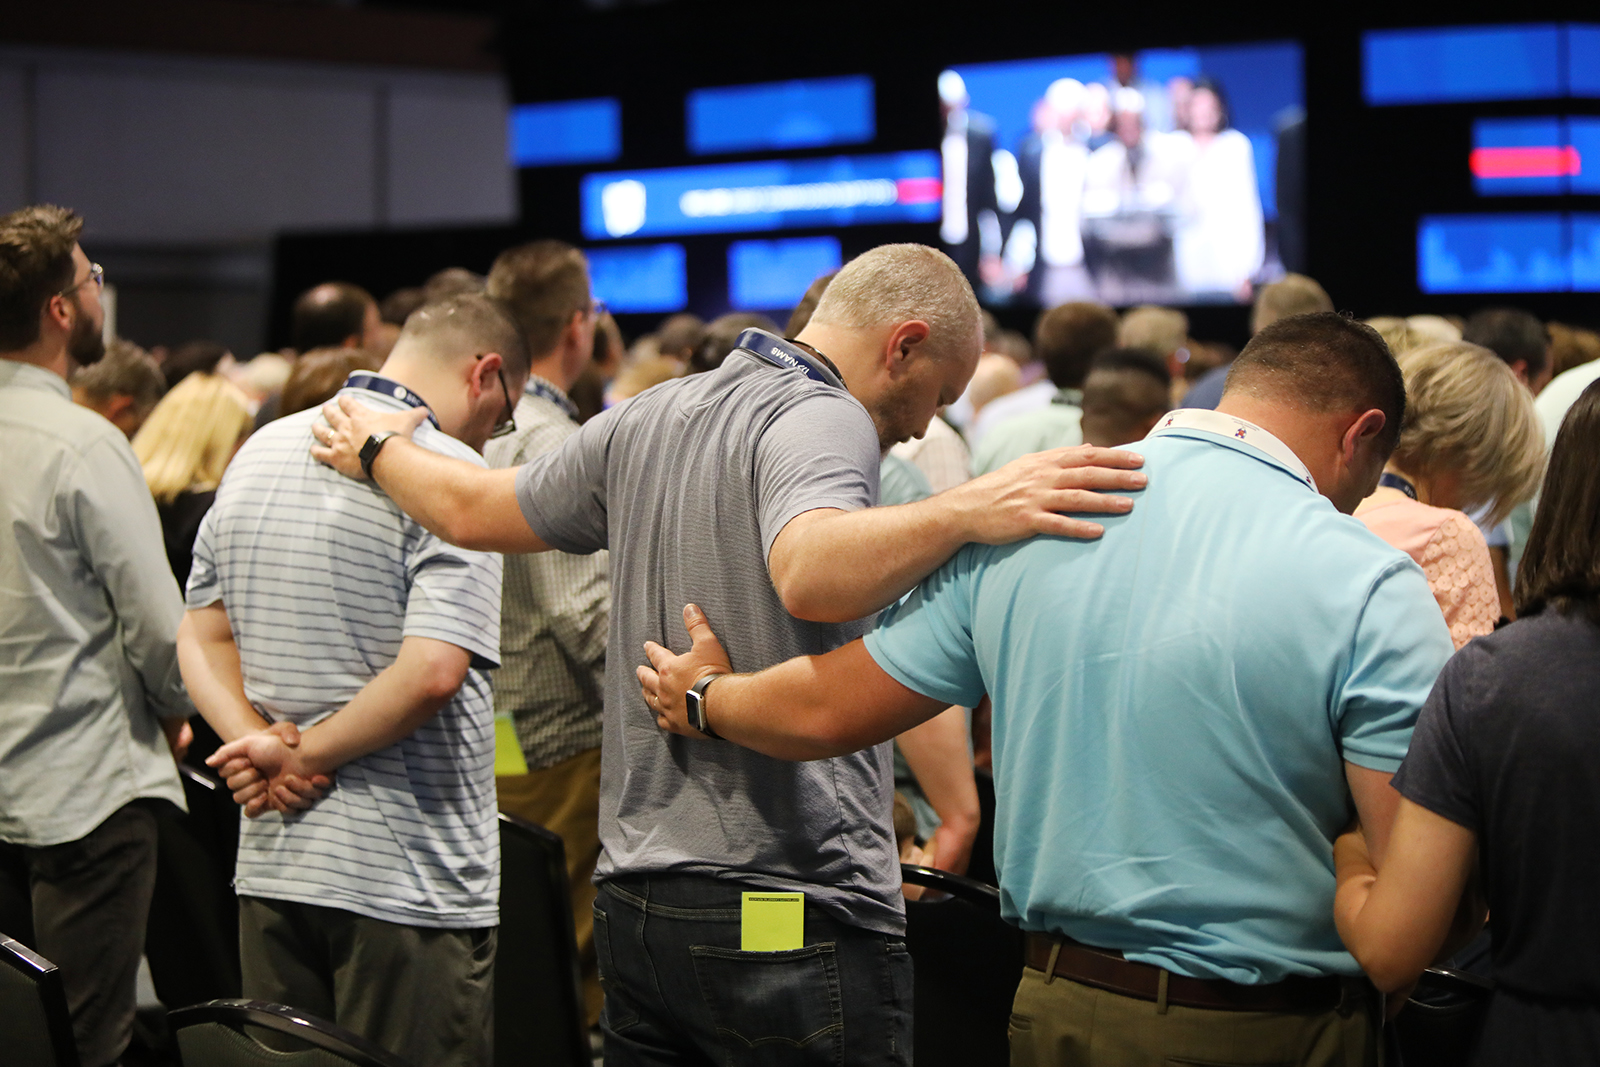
top-left (1, 765), bottom-right (1489, 1067)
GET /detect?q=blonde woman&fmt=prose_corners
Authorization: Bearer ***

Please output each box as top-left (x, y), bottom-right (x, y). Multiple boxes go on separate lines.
top-left (132, 372), bottom-right (252, 586)
top-left (1355, 342), bottom-right (1544, 648)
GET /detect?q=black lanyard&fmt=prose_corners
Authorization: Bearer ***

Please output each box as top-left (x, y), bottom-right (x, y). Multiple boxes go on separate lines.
top-left (1379, 472), bottom-right (1418, 500)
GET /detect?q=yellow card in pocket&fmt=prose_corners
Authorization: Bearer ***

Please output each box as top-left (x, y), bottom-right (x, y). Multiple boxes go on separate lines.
top-left (493, 712), bottom-right (529, 777)
top-left (741, 892), bottom-right (804, 952)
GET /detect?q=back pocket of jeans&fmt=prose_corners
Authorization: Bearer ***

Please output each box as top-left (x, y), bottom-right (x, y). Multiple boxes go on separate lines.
top-left (690, 943), bottom-right (844, 1063)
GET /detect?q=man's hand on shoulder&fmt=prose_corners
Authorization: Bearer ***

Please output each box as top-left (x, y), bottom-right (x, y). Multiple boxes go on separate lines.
top-left (638, 604), bottom-right (733, 739)
top-left (207, 720), bottom-right (332, 818)
top-left (943, 445), bottom-right (1147, 543)
top-left (310, 395), bottom-right (428, 481)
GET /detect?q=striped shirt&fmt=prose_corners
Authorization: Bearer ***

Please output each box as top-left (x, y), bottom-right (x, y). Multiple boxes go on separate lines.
top-left (186, 380), bottom-right (503, 928)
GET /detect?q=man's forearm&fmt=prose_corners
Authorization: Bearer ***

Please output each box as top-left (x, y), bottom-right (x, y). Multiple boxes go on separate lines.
top-left (176, 614), bottom-right (270, 743)
top-left (700, 640), bottom-right (947, 760)
top-left (370, 440), bottom-right (543, 553)
top-left (294, 636), bottom-right (470, 776)
top-left (896, 705), bottom-right (981, 875)
top-left (769, 498), bottom-right (972, 623)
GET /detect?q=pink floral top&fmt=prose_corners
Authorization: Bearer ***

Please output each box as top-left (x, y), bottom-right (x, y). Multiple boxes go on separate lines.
top-left (1356, 494), bottom-right (1498, 650)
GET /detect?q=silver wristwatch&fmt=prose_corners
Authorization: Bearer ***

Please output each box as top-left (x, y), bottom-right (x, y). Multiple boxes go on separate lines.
top-left (685, 674), bottom-right (724, 739)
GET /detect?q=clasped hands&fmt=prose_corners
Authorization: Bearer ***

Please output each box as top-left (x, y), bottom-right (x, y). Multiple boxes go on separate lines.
top-left (206, 721), bottom-right (333, 818)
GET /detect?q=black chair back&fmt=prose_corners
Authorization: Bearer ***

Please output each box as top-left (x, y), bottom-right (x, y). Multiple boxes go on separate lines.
top-left (1389, 966), bottom-right (1494, 1067)
top-left (169, 998), bottom-right (414, 1067)
top-left (496, 813), bottom-right (588, 1067)
top-left (900, 864), bottom-right (1023, 1067)
top-left (144, 765), bottom-right (243, 1010)
top-left (0, 934), bottom-right (80, 1067)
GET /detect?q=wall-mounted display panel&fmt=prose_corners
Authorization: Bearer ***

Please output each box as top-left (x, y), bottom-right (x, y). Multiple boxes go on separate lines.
top-left (1364, 24), bottom-right (1600, 105)
top-left (585, 242), bottom-right (687, 312)
top-left (509, 98), bottom-right (621, 167)
top-left (938, 40), bottom-right (1302, 306)
top-left (688, 76), bottom-right (874, 156)
top-left (1418, 213), bottom-right (1600, 293)
top-left (580, 152), bottom-right (941, 240)
top-left (727, 236), bottom-right (843, 310)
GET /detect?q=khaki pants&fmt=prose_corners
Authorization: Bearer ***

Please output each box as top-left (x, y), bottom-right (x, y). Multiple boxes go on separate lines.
top-left (1008, 965), bottom-right (1378, 1067)
top-left (239, 896), bottom-right (496, 1067)
top-left (497, 745), bottom-right (603, 1027)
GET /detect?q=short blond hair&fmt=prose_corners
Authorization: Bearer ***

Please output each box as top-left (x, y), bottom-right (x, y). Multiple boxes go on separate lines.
top-left (133, 372), bottom-right (253, 504)
top-left (808, 243), bottom-right (980, 362)
top-left (1118, 306), bottom-right (1188, 358)
top-left (1392, 342), bottom-right (1544, 525)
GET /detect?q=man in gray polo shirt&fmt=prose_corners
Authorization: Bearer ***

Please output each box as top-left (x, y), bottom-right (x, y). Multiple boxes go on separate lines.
top-left (181, 294), bottom-right (526, 1067)
top-left (312, 243), bottom-right (1145, 1066)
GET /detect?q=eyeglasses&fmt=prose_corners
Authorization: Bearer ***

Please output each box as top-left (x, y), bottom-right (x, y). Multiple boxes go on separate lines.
top-left (59, 262), bottom-right (104, 299)
top-left (489, 365), bottom-right (516, 439)
top-left (592, 299), bottom-right (608, 318)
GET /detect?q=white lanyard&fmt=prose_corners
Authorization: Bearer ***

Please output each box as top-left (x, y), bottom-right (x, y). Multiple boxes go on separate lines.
top-left (1146, 408), bottom-right (1317, 492)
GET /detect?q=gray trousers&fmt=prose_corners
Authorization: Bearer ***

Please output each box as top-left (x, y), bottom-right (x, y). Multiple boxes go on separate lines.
top-left (0, 801), bottom-right (159, 1067)
top-left (238, 895), bottom-right (496, 1067)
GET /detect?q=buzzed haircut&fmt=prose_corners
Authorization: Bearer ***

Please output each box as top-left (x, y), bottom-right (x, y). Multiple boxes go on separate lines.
top-left (1463, 307), bottom-right (1548, 379)
top-left (291, 282), bottom-right (375, 353)
top-left (1251, 273), bottom-right (1333, 335)
top-left (486, 240), bottom-right (591, 361)
top-left (808, 243), bottom-right (981, 363)
top-left (1081, 348), bottom-right (1171, 447)
top-left (72, 338), bottom-right (166, 410)
top-left (1035, 302), bottom-right (1120, 389)
top-left (0, 204), bottom-right (83, 353)
top-left (399, 292), bottom-right (529, 381)
top-left (1224, 312), bottom-right (1406, 453)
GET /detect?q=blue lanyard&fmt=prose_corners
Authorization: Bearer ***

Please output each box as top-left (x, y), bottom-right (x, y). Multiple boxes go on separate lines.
top-left (736, 329), bottom-right (840, 387)
top-left (345, 373), bottom-right (441, 430)
top-left (1378, 472), bottom-right (1418, 500)
top-left (525, 376), bottom-right (579, 422)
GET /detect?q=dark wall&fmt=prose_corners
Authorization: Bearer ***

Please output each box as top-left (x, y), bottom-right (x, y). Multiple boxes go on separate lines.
top-left (273, 0), bottom-right (1600, 349)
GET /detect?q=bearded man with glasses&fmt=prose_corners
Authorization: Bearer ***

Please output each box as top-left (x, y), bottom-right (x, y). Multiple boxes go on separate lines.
top-left (0, 205), bottom-right (193, 1067)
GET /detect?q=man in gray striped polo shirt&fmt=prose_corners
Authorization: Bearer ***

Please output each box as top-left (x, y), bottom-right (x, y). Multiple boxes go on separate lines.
top-left (178, 293), bottom-right (527, 1067)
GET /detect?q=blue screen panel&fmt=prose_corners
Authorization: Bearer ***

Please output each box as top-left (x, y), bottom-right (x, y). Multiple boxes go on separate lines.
top-left (688, 76), bottom-right (875, 155)
top-left (728, 237), bottom-right (843, 311)
top-left (581, 152), bottom-right (941, 240)
top-left (1364, 26), bottom-right (1562, 105)
top-left (1472, 117), bottom-right (1568, 196)
top-left (585, 243), bottom-right (686, 313)
top-left (1572, 118), bottom-right (1600, 194)
top-left (509, 98), bottom-right (621, 167)
top-left (1574, 215), bottom-right (1600, 291)
top-left (1418, 214), bottom-right (1569, 293)
top-left (1571, 25), bottom-right (1600, 98)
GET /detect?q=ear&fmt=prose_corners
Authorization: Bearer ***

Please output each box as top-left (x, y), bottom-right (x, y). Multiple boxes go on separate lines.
top-left (106, 394), bottom-right (136, 421)
top-left (43, 292), bottom-right (73, 333)
top-left (885, 320), bottom-right (932, 371)
top-left (1342, 408), bottom-right (1387, 462)
top-left (1508, 358), bottom-right (1531, 385)
top-left (472, 352), bottom-right (503, 396)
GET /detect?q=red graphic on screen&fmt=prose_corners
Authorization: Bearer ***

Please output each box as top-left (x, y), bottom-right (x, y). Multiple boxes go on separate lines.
top-left (1470, 146), bottom-right (1582, 179)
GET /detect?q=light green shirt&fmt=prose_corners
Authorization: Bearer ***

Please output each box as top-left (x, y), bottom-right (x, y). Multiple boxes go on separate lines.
top-left (970, 389), bottom-right (1083, 475)
top-left (0, 359), bottom-right (187, 846)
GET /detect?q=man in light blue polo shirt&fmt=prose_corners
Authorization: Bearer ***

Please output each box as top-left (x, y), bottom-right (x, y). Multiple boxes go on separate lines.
top-left (640, 313), bottom-right (1454, 1067)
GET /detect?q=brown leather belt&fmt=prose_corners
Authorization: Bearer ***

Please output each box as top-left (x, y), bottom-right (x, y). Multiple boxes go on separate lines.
top-left (1024, 932), bottom-right (1352, 1014)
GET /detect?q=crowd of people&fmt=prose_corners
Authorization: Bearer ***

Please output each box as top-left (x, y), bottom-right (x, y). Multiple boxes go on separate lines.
top-left (3, 198), bottom-right (1600, 1067)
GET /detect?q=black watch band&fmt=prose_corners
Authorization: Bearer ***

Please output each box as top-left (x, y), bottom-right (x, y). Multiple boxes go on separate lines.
top-left (686, 674), bottom-right (724, 739)
top-left (359, 431), bottom-right (398, 480)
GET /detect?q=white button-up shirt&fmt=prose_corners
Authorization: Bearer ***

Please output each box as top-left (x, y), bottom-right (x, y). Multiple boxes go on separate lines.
top-left (0, 359), bottom-right (187, 847)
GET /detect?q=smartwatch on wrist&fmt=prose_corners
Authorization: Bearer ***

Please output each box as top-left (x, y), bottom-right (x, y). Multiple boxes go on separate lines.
top-left (685, 674), bottom-right (725, 739)
top-left (359, 431), bottom-right (399, 480)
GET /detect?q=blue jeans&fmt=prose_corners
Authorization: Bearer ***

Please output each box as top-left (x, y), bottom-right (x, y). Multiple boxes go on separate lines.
top-left (594, 873), bottom-right (913, 1067)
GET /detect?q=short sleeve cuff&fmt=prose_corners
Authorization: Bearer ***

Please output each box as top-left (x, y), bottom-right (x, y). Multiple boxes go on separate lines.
top-left (1337, 746), bottom-right (1405, 775)
top-left (402, 621), bottom-right (500, 671)
top-left (863, 628), bottom-right (984, 709)
top-left (762, 499), bottom-right (872, 560)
